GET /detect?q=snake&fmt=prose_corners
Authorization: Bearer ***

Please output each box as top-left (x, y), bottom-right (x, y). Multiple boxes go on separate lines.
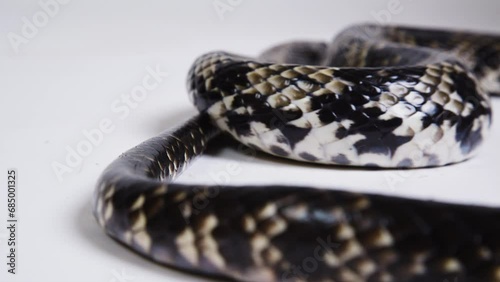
top-left (93, 24), bottom-right (500, 282)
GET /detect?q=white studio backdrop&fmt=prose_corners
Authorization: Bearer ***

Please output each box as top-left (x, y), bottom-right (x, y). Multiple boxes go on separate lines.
top-left (1, 1), bottom-right (500, 281)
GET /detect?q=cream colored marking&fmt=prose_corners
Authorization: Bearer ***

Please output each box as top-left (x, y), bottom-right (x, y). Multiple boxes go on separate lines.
top-left (353, 196), bottom-right (370, 210)
top-left (166, 149), bottom-right (175, 162)
top-left (280, 261), bottom-right (291, 270)
top-left (442, 72), bottom-right (454, 84)
top-left (263, 246), bottom-right (282, 264)
top-left (255, 67), bottom-right (274, 78)
top-left (369, 228), bottom-right (394, 248)
top-left (379, 92), bottom-right (399, 106)
top-left (252, 233), bottom-right (270, 251)
top-left (437, 80), bottom-right (452, 94)
top-left (339, 119), bottom-right (354, 130)
top-left (251, 233), bottom-right (270, 265)
top-left (481, 67), bottom-right (500, 93)
top-left (104, 186), bottom-right (115, 200)
top-left (122, 231), bottom-right (132, 244)
top-left (324, 80), bottom-right (346, 93)
top-left (311, 88), bottom-right (334, 98)
top-left (133, 230), bottom-right (152, 253)
top-left (294, 66), bottom-right (315, 75)
top-left (131, 195), bottom-right (145, 210)
top-left (267, 93), bottom-right (291, 108)
top-left (444, 99), bottom-right (464, 115)
top-left (199, 214), bottom-right (218, 234)
top-left (308, 72), bottom-right (332, 84)
top-left (131, 211), bottom-right (147, 231)
top-left (304, 110), bottom-right (326, 128)
top-left (420, 74), bottom-right (439, 85)
top-left (199, 235), bottom-right (225, 269)
top-left (405, 91), bottom-right (425, 106)
top-left (323, 251), bottom-right (340, 267)
top-left (204, 76), bottom-right (213, 91)
top-left (412, 249), bottom-right (431, 262)
top-left (292, 96), bottom-right (312, 113)
top-left (426, 67), bottom-right (441, 77)
top-left (420, 100), bottom-right (438, 115)
top-left (356, 258), bottom-right (377, 277)
top-left (414, 82), bottom-right (431, 93)
top-left (254, 81), bottom-right (274, 95)
top-left (493, 266), bottom-right (500, 280)
top-left (339, 239), bottom-right (363, 262)
top-left (247, 62), bottom-right (260, 69)
top-left (202, 68), bottom-right (212, 79)
top-left (297, 80), bottom-right (318, 93)
top-left (196, 214), bottom-right (225, 269)
top-left (256, 203), bottom-right (277, 220)
top-left (409, 262), bottom-right (426, 275)
top-left (377, 272), bottom-right (394, 282)
top-left (431, 91), bottom-right (451, 106)
top-left (221, 95), bottom-right (235, 110)
top-left (391, 102), bottom-right (416, 117)
top-left (389, 83), bottom-right (409, 96)
top-left (264, 217), bottom-right (287, 237)
top-left (247, 71), bottom-right (263, 84)
top-left (461, 102), bottom-right (475, 117)
top-left (153, 185), bottom-right (167, 196)
top-left (281, 85), bottom-right (305, 100)
top-left (176, 228), bottom-right (198, 265)
top-left (173, 192), bottom-right (187, 202)
top-left (96, 197), bottom-right (103, 222)
top-left (319, 68), bottom-right (336, 75)
top-left (267, 75), bottom-right (288, 88)
top-left (339, 267), bottom-right (362, 281)
top-left (180, 202), bottom-right (191, 219)
top-left (281, 69), bottom-right (300, 79)
top-left (207, 101), bottom-right (226, 119)
top-left (242, 215), bottom-right (256, 233)
top-left (453, 64), bottom-right (465, 72)
top-left (441, 258), bottom-right (462, 273)
top-left (238, 268), bottom-right (275, 282)
top-left (336, 78), bottom-right (356, 86)
top-left (282, 203), bottom-right (308, 220)
top-left (477, 246), bottom-right (492, 260)
top-left (104, 202), bottom-right (113, 222)
top-left (330, 207), bottom-right (346, 223)
top-left (335, 223), bottom-right (355, 240)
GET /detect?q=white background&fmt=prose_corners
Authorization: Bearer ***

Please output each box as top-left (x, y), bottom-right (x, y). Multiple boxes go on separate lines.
top-left (1, 1), bottom-right (500, 281)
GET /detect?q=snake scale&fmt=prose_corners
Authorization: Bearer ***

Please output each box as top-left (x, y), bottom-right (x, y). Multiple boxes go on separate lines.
top-left (93, 25), bottom-right (500, 281)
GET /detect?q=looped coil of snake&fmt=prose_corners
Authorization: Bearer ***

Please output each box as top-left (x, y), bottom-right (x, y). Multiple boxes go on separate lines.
top-left (93, 24), bottom-right (500, 282)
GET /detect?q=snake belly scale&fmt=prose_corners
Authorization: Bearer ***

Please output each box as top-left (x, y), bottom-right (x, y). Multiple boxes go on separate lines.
top-left (93, 25), bottom-right (500, 281)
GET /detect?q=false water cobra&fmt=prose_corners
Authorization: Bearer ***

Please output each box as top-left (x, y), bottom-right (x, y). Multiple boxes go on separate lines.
top-left (93, 25), bottom-right (500, 281)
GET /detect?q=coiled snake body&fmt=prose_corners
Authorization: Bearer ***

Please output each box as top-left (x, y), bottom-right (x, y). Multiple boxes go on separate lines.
top-left (94, 25), bottom-right (500, 281)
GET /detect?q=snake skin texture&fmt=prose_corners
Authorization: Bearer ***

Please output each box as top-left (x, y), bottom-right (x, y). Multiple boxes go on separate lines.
top-left (94, 25), bottom-right (500, 281)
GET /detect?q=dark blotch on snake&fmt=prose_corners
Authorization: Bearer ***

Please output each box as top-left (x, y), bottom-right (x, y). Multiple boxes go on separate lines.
top-left (279, 124), bottom-right (311, 149)
top-left (352, 117), bottom-right (413, 156)
top-left (270, 145), bottom-right (289, 156)
top-left (397, 158), bottom-right (414, 167)
top-left (299, 152), bottom-right (318, 161)
top-left (331, 154), bottom-right (350, 165)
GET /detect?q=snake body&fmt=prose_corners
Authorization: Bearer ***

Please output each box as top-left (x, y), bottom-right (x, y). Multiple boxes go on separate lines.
top-left (94, 25), bottom-right (500, 281)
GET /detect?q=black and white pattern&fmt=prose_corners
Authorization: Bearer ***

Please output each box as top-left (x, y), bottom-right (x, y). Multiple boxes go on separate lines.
top-left (94, 25), bottom-right (500, 282)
